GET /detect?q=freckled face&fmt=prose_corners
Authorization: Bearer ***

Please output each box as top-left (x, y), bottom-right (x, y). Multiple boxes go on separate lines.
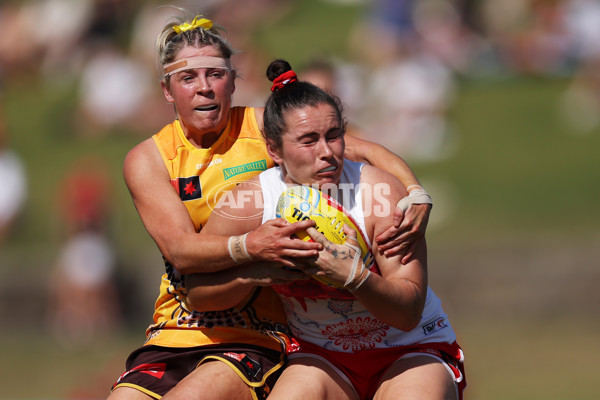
top-left (162, 45), bottom-right (236, 138)
top-left (268, 103), bottom-right (345, 187)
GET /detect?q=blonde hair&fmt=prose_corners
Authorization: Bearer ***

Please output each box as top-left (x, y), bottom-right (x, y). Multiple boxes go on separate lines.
top-left (155, 10), bottom-right (236, 81)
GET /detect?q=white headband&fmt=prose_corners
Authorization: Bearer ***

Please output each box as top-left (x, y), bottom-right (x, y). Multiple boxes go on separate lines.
top-left (163, 56), bottom-right (232, 77)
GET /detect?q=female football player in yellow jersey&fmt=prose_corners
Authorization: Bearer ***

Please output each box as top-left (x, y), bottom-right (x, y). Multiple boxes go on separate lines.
top-left (109, 11), bottom-right (433, 400)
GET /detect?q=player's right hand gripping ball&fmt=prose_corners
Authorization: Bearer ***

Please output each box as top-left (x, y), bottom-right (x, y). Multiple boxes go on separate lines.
top-left (276, 185), bottom-right (374, 288)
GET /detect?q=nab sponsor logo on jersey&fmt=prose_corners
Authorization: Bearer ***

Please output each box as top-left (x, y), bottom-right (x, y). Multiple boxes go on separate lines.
top-left (172, 176), bottom-right (202, 201)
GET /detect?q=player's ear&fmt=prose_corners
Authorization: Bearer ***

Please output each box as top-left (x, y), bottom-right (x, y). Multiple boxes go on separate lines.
top-left (161, 80), bottom-right (174, 103)
top-left (266, 139), bottom-right (283, 164)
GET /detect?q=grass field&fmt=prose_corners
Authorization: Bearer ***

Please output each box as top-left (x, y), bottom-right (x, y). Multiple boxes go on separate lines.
top-left (1, 1), bottom-right (599, 399)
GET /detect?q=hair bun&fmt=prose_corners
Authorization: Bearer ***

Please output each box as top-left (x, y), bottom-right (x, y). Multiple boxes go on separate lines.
top-left (266, 59), bottom-right (298, 91)
top-left (266, 59), bottom-right (292, 81)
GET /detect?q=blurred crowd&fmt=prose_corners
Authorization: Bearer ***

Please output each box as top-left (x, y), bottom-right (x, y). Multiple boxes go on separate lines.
top-left (1, 0), bottom-right (599, 148)
top-left (0, 0), bottom-right (294, 137)
top-left (308, 0), bottom-right (600, 160)
top-left (2, 0), bottom-right (600, 349)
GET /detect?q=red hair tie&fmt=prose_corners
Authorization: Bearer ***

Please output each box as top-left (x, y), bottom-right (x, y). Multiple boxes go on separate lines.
top-left (271, 70), bottom-right (298, 91)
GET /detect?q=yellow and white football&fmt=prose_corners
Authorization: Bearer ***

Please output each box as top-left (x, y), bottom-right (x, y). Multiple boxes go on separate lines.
top-left (276, 185), bottom-right (374, 288)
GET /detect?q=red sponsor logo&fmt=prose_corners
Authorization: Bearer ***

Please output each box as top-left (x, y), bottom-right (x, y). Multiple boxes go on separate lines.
top-left (224, 352), bottom-right (245, 362)
top-left (116, 363), bottom-right (166, 384)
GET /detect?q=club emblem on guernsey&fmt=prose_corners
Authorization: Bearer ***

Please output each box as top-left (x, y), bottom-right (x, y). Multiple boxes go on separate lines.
top-left (172, 176), bottom-right (202, 201)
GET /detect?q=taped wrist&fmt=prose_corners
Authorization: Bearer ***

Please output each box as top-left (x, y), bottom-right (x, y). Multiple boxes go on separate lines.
top-left (228, 233), bottom-right (252, 263)
top-left (397, 186), bottom-right (432, 211)
top-left (343, 243), bottom-right (371, 291)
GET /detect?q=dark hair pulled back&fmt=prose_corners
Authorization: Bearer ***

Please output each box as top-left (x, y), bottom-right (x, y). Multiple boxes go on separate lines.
top-left (263, 59), bottom-right (346, 149)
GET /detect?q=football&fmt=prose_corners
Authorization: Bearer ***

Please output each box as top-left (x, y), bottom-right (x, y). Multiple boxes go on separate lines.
top-left (276, 185), bottom-right (374, 288)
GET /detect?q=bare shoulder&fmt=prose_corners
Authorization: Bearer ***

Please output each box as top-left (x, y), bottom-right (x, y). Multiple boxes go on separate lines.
top-left (360, 164), bottom-right (407, 234)
top-left (361, 164), bottom-right (407, 199)
top-left (124, 138), bottom-right (160, 170)
top-left (123, 138), bottom-right (164, 186)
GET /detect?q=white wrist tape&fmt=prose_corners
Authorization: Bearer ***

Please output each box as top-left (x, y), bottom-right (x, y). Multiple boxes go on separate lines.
top-left (397, 187), bottom-right (432, 212)
top-left (228, 233), bottom-right (252, 263)
top-left (344, 242), bottom-right (371, 290)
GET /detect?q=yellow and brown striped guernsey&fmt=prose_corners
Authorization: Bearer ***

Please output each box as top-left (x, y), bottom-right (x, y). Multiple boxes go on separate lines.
top-left (146, 107), bottom-right (288, 351)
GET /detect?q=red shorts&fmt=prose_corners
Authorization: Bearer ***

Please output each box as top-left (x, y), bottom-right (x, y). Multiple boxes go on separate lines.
top-left (111, 344), bottom-right (285, 399)
top-left (289, 339), bottom-right (466, 400)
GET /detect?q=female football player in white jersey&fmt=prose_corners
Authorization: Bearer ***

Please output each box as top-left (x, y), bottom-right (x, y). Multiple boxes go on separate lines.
top-left (185, 59), bottom-right (466, 400)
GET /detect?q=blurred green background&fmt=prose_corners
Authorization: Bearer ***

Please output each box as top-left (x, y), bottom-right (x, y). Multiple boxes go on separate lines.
top-left (1, 0), bottom-right (599, 399)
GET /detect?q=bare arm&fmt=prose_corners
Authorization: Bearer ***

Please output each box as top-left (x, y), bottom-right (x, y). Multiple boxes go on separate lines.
top-left (305, 165), bottom-right (427, 331)
top-left (348, 231), bottom-right (427, 331)
top-left (184, 180), bottom-right (312, 311)
top-left (123, 139), bottom-right (319, 275)
top-left (344, 134), bottom-right (432, 262)
top-left (354, 165), bottom-right (427, 330)
top-left (185, 259), bottom-right (308, 311)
